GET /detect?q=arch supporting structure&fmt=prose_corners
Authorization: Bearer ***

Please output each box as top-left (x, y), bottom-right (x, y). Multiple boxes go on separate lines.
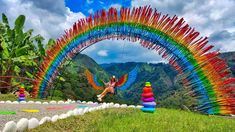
top-left (32, 6), bottom-right (235, 115)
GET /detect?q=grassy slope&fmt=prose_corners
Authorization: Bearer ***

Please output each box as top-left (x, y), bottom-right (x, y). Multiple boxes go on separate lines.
top-left (30, 108), bottom-right (235, 132)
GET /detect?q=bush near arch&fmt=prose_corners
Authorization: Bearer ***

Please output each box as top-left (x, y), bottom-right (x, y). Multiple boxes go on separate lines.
top-left (32, 6), bottom-right (235, 115)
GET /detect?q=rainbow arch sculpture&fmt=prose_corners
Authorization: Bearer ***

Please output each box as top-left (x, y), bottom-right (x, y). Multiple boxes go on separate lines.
top-left (32, 6), bottom-right (235, 115)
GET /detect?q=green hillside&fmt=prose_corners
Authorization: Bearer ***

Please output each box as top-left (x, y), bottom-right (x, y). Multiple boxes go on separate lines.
top-left (220, 51), bottom-right (235, 76)
top-left (100, 62), bottom-right (197, 109)
top-left (51, 51), bottom-right (235, 110)
top-left (51, 54), bottom-right (109, 101)
top-left (101, 62), bottom-right (183, 103)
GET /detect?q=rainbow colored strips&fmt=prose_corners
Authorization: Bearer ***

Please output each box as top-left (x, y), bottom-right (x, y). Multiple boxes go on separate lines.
top-left (85, 66), bottom-right (138, 91)
top-left (85, 68), bottom-right (104, 90)
top-left (33, 6), bottom-right (235, 115)
top-left (115, 66), bottom-right (138, 90)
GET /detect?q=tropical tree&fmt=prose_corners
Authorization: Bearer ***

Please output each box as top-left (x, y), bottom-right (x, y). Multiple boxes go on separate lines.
top-left (0, 13), bottom-right (53, 93)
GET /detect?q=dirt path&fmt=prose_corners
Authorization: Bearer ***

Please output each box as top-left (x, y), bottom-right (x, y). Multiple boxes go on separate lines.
top-left (0, 102), bottom-right (100, 130)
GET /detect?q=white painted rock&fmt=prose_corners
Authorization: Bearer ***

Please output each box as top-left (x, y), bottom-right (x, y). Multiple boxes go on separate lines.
top-left (71, 101), bottom-right (76, 103)
top-left (66, 110), bottom-right (74, 117)
top-left (110, 102), bottom-right (114, 105)
top-left (51, 115), bottom-right (59, 122)
top-left (64, 101), bottom-right (69, 104)
top-left (42, 102), bottom-right (48, 105)
top-left (12, 101), bottom-right (19, 104)
top-left (67, 99), bottom-right (72, 103)
top-left (136, 105), bottom-right (143, 109)
top-left (114, 104), bottom-right (120, 108)
top-left (73, 108), bottom-right (83, 116)
top-left (96, 106), bottom-right (102, 110)
top-left (128, 105), bottom-right (135, 108)
top-left (109, 104), bottom-right (113, 107)
top-left (3, 121), bottom-right (17, 132)
top-left (82, 101), bottom-right (86, 103)
top-left (77, 109), bottom-right (85, 115)
top-left (101, 105), bottom-right (106, 109)
top-left (106, 104), bottom-right (111, 108)
top-left (120, 104), bottom-right (128, 108)
top-left (103, 104), bottom-right (109, 108)
top-left (35, 101), bottom-right (42, 104)
top-left (77, 100), bottom-right (82, 103)
top-left (59, 114), bottom-right (68, 119)
top-left (16, 118), bottom-right (28, 132)
top-left (19, 101), bottom-right (26, 104)
top-left (5, 100), bottom-right (12, 104)
top-left (72, 108), bottom-right (79, 115)
top-left (27, 101), bottom-right (34, 104)
top-left (88, 108), bottom-right (94, 112)
top-left (94, 107), bottom-right (99, 111)
top-left (0, 101), bottom-right (5, 103)
top-left (83, 108), bottom-right (89, 113)
top-left (39, 117), bottom-right (51, 125)
top-left (49, 100), bottom-right (57, 104)
top-left (95, 106), bottom-right (100, 110)
top-left (39, 119), bottom-right (46, 125)
top-left (87, 101), bottom-right (93, 104)
top-left (57, 101), bottom-right (64, 104)
top-left (28, 118), bottom-right (39, 129)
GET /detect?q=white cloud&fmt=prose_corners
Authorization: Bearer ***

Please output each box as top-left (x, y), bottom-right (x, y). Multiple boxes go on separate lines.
top-left (1, 0), bottom-right (234, 64)
top-left (110, 4), bottom-right (122, 10)
top-left (83, 40), bottom-right (164, 64)
top-left (82, 44), bottom-right (96, 53)
top-left (88, 9), bottom-right (94, 14)
top-left (0, 0), bottom-right (85, 42)
top-left (148, 60), bottom-right (167, 64)
top-left (61, 8), bottom-right (86, 30)
top-left (87, 0), bottom-right (94, 4)
top-left (99, 1), bottom-right (104, 5)
top-left (209, 30), bottom-right (235, 52)
top-left (97, 50), bottom-right (108, 57)
top-left (131, 0), bottom-right (235, 52)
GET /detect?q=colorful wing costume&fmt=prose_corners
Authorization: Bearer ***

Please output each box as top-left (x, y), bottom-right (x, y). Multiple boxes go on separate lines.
top-left (116, 66), bottom-right (139, 90)
top-left (85, 68), bottom-right (105, 90)
top-left (85, 66), bottom-right (138, 91)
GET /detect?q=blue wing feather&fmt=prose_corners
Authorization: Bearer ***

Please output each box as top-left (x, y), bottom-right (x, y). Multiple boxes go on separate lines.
top-left (117, 66), bottom-right (138, 90)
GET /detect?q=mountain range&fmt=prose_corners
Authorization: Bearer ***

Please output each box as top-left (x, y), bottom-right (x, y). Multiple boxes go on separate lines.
top-left (53, 51), bottom-right (235, 110)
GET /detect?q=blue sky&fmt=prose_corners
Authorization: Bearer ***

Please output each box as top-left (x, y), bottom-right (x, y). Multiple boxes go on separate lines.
top-left (0, 0), bottom-right (234, 64)
top-left (64, 0), bottom-right (163, 64)
top-left (65, 0), bottom-right (131, 16)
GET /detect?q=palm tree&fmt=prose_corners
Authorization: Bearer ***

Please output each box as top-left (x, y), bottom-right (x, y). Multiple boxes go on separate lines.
top-left (0, 13), bottom-right (53, 93)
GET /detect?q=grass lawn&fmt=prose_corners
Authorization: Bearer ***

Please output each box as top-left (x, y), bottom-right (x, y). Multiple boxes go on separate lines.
top-left (30, 108), bottom-right (235, 132)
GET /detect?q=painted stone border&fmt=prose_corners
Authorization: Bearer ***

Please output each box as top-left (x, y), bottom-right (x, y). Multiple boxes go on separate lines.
top-left (0, 100), bottom-right (76, 105)
top-left (1, 100), bottom-right (143, 132)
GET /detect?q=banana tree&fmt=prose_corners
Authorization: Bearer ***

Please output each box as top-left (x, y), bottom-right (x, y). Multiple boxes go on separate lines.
top-left (0, 14), bottom-right (52, 93)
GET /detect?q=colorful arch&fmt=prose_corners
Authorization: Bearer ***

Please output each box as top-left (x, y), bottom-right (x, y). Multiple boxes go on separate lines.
top-left (32, 6), bottom-right (235, 115)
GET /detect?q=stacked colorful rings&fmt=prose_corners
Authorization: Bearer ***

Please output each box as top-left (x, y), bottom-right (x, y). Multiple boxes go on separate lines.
top-left (141, 82), bottom-right (156, 113)
top-left (18, 84), bottom-right (26, 102)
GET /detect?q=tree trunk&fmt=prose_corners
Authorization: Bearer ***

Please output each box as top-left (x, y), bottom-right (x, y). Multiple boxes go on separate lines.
top-left (0, 70), bottom-right (13, 93)
top-left (0, 77), bottom-right (11, 93)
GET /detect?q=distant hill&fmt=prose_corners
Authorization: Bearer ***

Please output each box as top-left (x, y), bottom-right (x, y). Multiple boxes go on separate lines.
top-left (99, 51), bottom-right (235, 106)
top-left (99, 62), bottom-right (190, 105)
top-left (54, 51), bottom-right (235, 109)
top-left (220, 51), bottom-right (235, 76)
top-left (69, 54), bottom-right (109, 80)
top-left (52, 54), bottom-right (109, 101)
